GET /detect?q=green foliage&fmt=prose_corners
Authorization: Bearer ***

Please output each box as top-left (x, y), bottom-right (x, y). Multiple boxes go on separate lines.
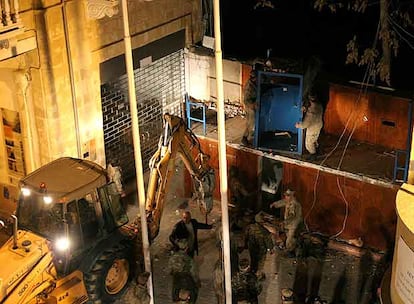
top-left (313, 0), bottom-right (413, 86)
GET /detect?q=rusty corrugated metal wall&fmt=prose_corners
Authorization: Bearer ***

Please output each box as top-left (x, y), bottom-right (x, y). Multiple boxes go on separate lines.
top-left (194, 137), bottom-right (397, 251)
top-left (325, 84), bottom-right (412, 151)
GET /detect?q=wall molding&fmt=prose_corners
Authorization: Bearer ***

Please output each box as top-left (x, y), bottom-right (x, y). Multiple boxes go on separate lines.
top-left (86, 0), bottom-right (119, 19)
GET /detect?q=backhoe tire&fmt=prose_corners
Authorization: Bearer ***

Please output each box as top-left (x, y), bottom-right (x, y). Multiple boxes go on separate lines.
top-left (84, 241), bottom-right (133, 303)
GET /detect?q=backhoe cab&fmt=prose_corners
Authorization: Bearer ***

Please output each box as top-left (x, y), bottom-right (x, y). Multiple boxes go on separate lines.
top-left (0, 157), bottom-right (134, 304)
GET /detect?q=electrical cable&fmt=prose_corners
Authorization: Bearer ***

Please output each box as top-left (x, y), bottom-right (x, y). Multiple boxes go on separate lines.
top-left (303, 66), bottom-right (372, 231)
top-left (389, 15), bottom-right (414, 40)
top-left (327, 47), bottom-right (378, 238)
top-left (389, 17), bottom-right (414, 50)
top-left (304, 21), bottom-right (380, 236)
top-left (331, 177), bottom-right (350, 238)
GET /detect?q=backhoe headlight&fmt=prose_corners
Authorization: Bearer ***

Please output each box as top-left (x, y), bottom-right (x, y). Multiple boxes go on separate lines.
top-left (43, 195), bottom-right (53, 204)
top-left (55, 237), bottom-right (70, 251)
top-left (21, 187), bottom-right (31, 196)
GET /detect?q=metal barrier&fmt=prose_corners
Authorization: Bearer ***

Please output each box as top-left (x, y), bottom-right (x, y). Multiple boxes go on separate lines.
top-left (185, 94), bottom-right (206, 135)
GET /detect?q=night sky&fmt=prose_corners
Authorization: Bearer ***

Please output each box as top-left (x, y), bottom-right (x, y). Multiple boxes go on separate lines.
top-left (220, 0), bottom-right (413, 92)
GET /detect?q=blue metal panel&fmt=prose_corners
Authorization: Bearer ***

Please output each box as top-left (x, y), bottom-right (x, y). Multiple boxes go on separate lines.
top-left (185, 94), bottom-right (206, 135)
top-left (254, 71), bottom-right (303, 155)
top-left (393, 101), bottom-right (413, 183)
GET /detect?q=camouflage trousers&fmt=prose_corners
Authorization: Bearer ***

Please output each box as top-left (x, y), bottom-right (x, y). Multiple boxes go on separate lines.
top-left (243, 107), bottom-right (255, 142)
top-left (285, 228), bottom-right (297, 252)
top-left (304, 130), bottom-right (320, 154)
top-left (249, 249), bottom-right (267, 275)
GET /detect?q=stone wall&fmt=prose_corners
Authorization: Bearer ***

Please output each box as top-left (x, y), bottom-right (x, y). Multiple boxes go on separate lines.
top-left (0, 0), bottom-right (202, 184)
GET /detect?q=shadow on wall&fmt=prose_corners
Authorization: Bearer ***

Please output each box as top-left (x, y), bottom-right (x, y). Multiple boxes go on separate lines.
top-left (362, 206), bottom-right (396, 254)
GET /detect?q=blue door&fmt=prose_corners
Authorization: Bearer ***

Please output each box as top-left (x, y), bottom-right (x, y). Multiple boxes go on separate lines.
top-left (254, 71), bottom-right (303, 155)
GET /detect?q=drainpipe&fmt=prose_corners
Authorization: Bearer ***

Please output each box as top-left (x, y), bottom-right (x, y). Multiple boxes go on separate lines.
top-left (121, 1), bottom-right (154, 303)
top-left (62, 1), bottom-right (82, 158)
top-left (213, 0), bottom-right (232, 302)
top-left (15, 70), bottom-right (39, 172)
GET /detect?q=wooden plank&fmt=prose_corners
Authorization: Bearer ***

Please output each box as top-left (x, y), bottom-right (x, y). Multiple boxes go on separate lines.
top-left (325, 84), bottom-right (412, 151)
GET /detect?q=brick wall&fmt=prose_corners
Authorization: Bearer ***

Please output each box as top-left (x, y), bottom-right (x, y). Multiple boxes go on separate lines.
top-left (101, 50), bottom-right (185, 180)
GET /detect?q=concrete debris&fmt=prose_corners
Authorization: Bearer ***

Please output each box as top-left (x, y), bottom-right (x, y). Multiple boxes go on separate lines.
top-left (346, 237), bottom-right (364, 247)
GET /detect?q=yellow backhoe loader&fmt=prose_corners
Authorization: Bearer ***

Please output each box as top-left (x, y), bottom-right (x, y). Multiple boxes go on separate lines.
top-left (0, 114), bottom-right (215, 303)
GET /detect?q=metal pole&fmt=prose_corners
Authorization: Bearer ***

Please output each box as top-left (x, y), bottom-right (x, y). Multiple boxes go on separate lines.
top-left (213, 0), bottom-right (232, 302)
top-left (62, 3), bottom-right (82, 158)
top-left (121, 1), bottom-right (154, 303)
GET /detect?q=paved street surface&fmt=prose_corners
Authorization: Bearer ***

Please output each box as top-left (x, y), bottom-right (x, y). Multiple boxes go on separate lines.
top-left (0, 161), bottom-right (388, 304)
top-left (117, 161), bottom-right (388, 304)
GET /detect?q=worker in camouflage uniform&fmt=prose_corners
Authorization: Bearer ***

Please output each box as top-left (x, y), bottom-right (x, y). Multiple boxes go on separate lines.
top-left (244, 212), bottom-right (274, 279)
top-left (295, 94), bottom-right (323, 161)
top-left (231, 258), bottom-right (262, 304)
top-left (229, 166), bottom-right (251, 212)
top-left (241, 68), bottom-right (258, 146)
top-left (270, 189), bottom-right (303, 257)
top-left (134, 272), bottom-right (151, 304)
top-left (215, 219), bottom-right (242, 275)
top-left (168, 239), bottom-right (200, 303)
top-left (213, 257), bottom-right (225, 304)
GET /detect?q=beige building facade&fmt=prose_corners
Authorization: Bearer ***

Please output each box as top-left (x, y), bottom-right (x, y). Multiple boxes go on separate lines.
top-left (0, 0), bottom-right (204, 188)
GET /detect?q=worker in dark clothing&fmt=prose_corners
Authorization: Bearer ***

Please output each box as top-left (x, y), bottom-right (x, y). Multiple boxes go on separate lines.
top-left (169, 210), bottom-right (213, 258)
top-left (231, 258), bottom-right (262, 304)
top-left (229, 166), bottom-right (251, 212)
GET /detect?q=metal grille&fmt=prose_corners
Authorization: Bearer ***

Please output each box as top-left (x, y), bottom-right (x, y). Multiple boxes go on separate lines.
top-left (101, 50), bottom-right (185, 180)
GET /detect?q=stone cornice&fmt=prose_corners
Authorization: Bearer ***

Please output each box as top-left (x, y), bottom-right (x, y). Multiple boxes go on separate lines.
top-left (86, 0), bottom-right (119, 19)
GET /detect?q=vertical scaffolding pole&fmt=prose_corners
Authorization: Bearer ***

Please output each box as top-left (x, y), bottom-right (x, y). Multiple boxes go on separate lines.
top-left (121, 1), bottom-right (154, 303)
top-left (213, 0), bottom-right (232, 302)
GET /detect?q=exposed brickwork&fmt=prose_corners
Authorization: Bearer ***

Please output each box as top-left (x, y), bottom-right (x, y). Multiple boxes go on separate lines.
top-left (101, 50), bottom-right (185, 180)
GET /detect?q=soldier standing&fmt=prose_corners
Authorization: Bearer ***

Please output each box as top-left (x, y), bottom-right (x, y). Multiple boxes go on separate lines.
top-left (231, 258), bottom-right (262, 304)
top-left (168, 239), bottom-right (200, 303)
top-left (244, 212), bottom-right (274, 279)
top-left (295, 94), bottom-right (324, 161)
top-left (270, 189), bottom-right (303, 257)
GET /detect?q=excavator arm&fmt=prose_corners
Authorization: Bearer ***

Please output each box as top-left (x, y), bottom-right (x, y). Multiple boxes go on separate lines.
top-left (145, 114), bottom-right (215, 240)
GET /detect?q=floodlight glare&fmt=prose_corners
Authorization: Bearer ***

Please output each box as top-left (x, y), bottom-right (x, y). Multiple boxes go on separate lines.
top-left (43, 196), bottom-right (53, 204)
top-left (21, 187), bottom-right (31, 196)
top-left (55, 237), bottom-right (70, 251)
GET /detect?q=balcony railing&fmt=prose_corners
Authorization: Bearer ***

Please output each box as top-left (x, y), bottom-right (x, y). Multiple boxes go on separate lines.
top-left (1, 0), bottom-right (23, 34)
